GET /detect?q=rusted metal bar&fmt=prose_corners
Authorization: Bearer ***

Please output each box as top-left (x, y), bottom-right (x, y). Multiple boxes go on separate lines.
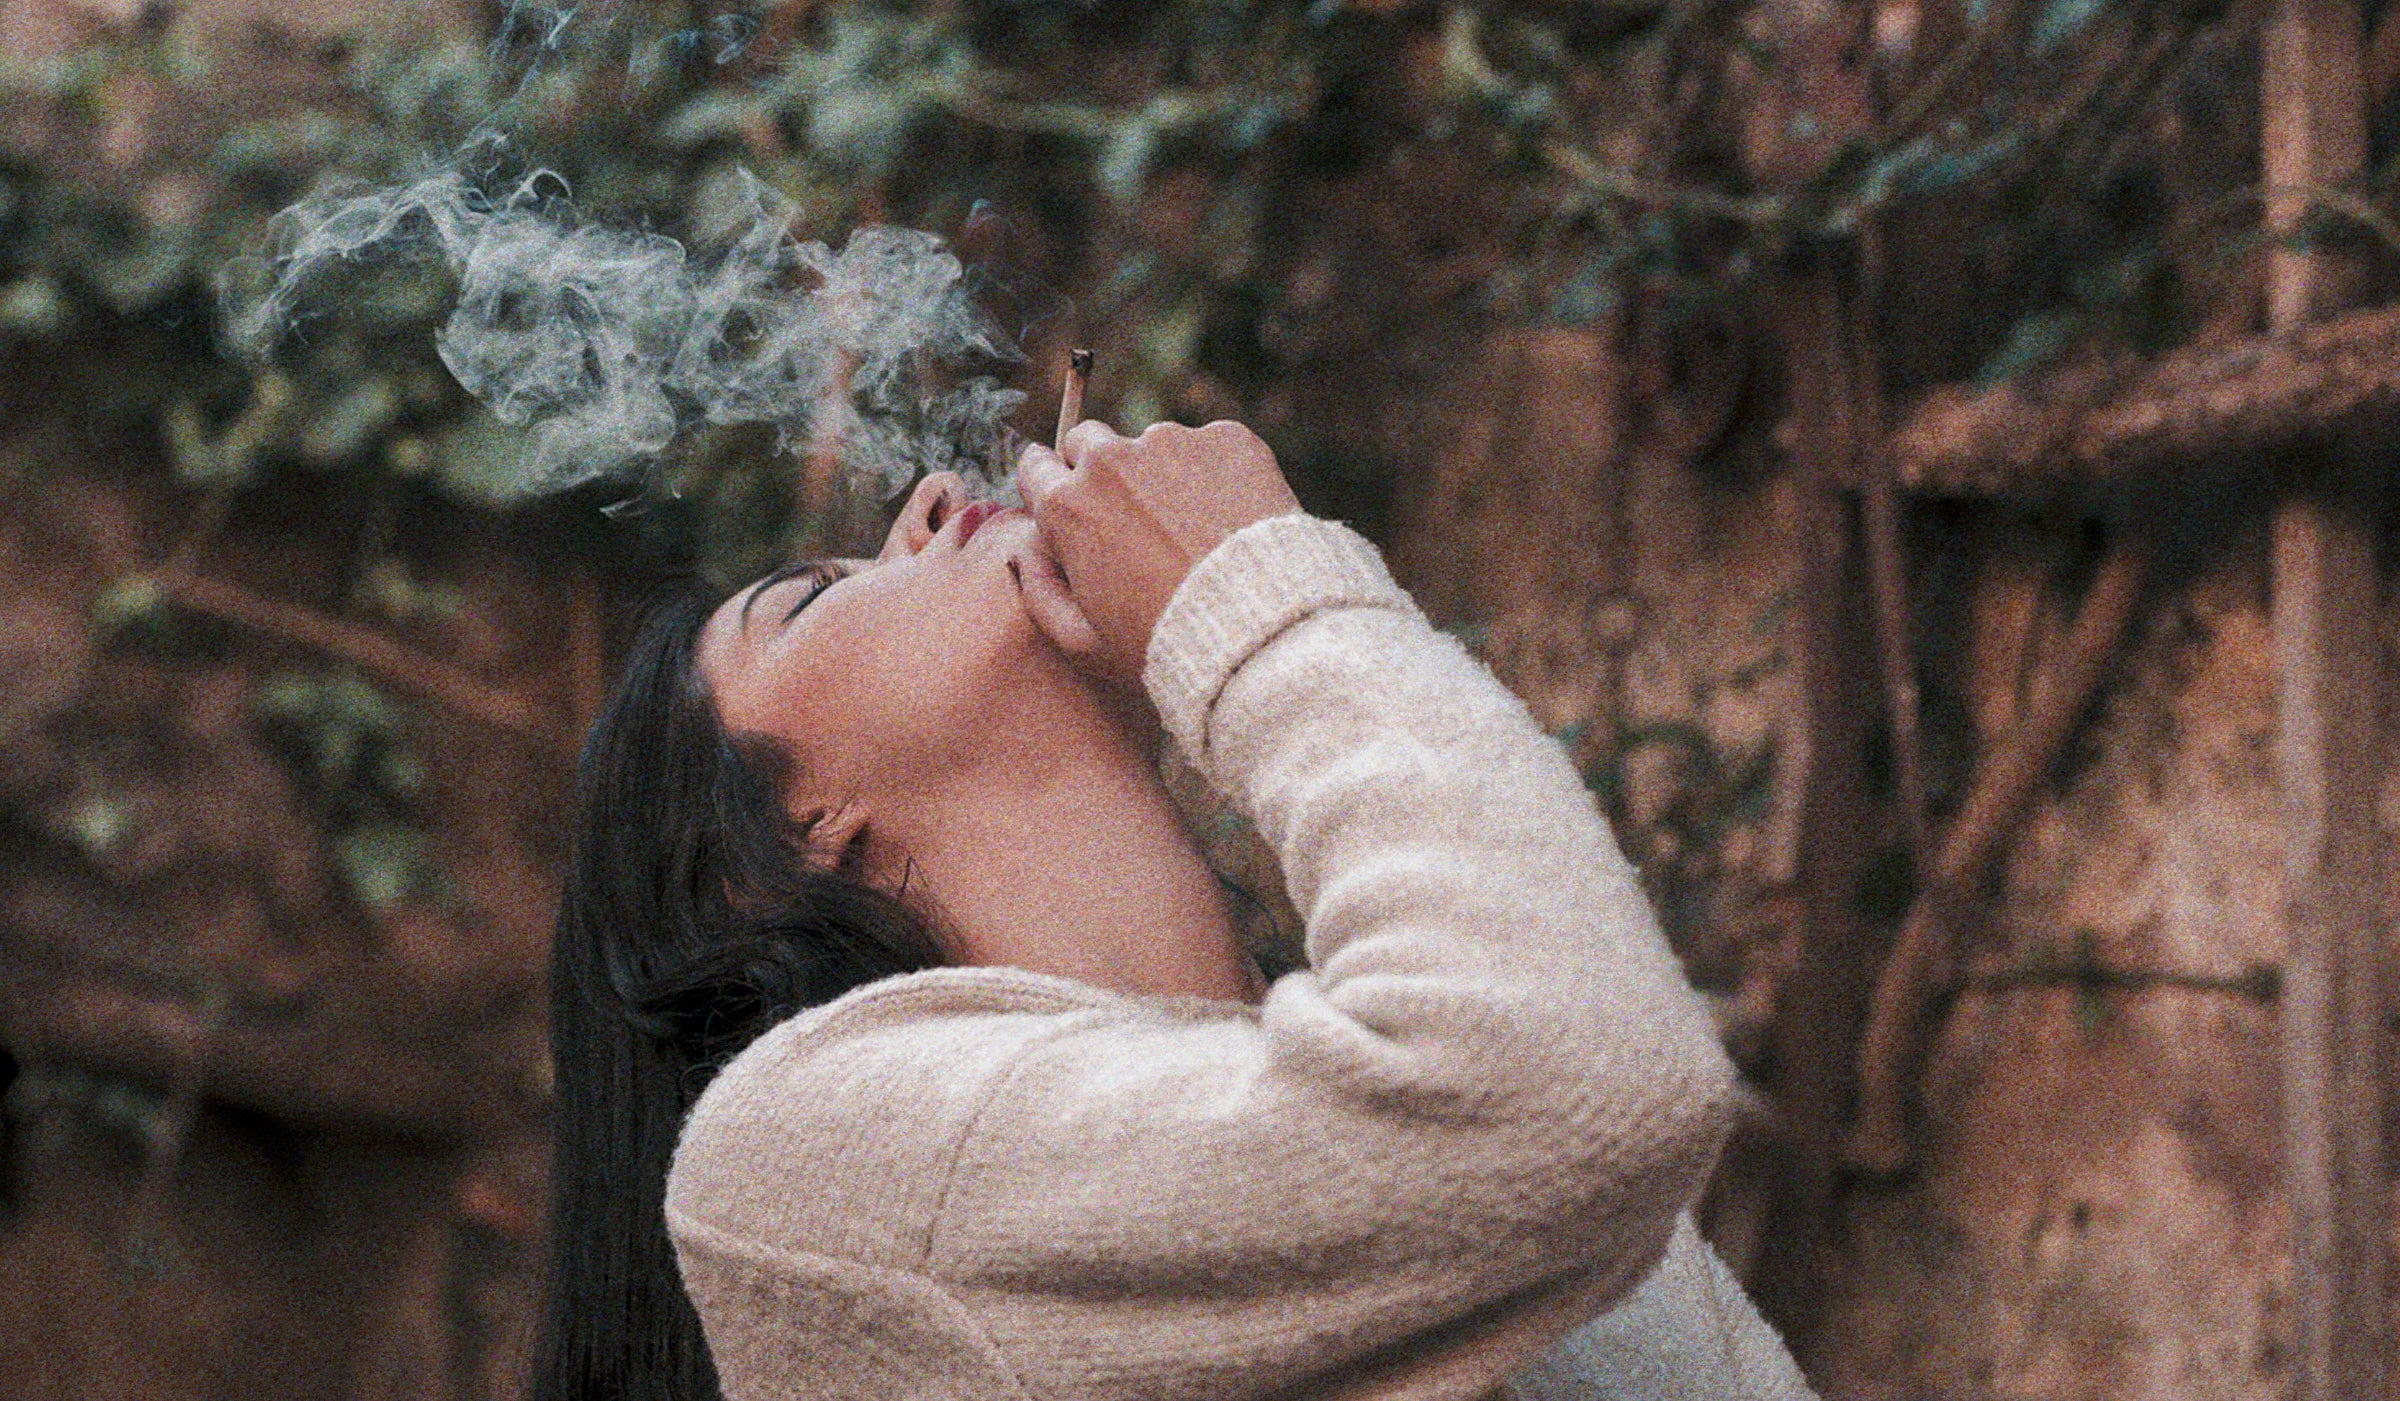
top-left (1844, 540), bottom-right (2151, 1175)
top-left (1852, 232), bottom-right (1932, 862)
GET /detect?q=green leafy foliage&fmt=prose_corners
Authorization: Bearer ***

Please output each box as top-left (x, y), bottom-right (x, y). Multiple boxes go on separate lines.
top-left (1, 2), bottom-right (1351, 576)
top-left (254, 668), bottom-right (448, 909)
top-left (0, 0), bottom-right (2266, 569)
top-left (0, 0), bottom-right (2293, 953)
top-left (2031, 0), bottom-right (2113, 53)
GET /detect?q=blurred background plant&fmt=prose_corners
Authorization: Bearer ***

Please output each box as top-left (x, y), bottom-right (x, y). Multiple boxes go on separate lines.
top-left (6, 0), bottom-right (2304, 573)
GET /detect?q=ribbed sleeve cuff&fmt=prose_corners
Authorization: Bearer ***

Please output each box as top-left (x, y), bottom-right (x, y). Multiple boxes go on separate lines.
top-left (1143, 512), bottom-right (1415, 764)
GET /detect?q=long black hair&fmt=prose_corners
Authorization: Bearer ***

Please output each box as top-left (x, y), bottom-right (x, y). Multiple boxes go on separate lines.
top-left (534, 590), bottom-right (946, 1401)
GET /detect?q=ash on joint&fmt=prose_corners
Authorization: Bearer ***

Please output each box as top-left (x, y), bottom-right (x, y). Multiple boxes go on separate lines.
top-left (222, 165), bottom-right (1024, 501)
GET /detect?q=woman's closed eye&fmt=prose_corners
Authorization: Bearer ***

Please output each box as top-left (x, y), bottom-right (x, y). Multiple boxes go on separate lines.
top-left (740, 560), bottom-right (855, 632)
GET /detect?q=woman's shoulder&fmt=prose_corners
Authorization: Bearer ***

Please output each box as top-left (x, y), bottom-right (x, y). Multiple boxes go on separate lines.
top-left (781, 964), bottom-right (1142, 1035)
top-left (724, 964), bottom-right (1259, 1071)
top-left (663, 966), bottom-right (1245, 1272)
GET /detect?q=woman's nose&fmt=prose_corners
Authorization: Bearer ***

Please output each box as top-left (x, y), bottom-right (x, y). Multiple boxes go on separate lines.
top-left (881, 470), bottom-right (968, 561)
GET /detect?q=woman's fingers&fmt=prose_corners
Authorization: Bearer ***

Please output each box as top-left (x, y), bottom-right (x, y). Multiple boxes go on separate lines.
top-left (1015, 416), bottom-right (1296, 696)
top-left (1022, 423), bottom-right (1138, 534)
top-left (1016, 442), bottom-right (1072, 517)
top-left (1059, 419), bottom-right (1129, 471)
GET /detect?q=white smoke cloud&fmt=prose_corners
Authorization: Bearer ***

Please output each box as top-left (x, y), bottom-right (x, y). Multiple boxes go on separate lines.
top-left (222, 162), bottom-right (1026, 502)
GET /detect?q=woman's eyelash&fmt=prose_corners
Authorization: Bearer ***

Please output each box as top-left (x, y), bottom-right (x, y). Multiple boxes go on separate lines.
top-left (780, 563), bottom-right (847, 624)
top-left (738, 559), bottom-right (848, 629)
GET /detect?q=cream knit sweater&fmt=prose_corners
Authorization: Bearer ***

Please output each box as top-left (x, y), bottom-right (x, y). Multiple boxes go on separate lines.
top-left (666, 513), bottom-right (1816, 1400)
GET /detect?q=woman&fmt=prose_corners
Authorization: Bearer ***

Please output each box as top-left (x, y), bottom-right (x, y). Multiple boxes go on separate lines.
top-left (538, 418), bottom-right (1815, 1400)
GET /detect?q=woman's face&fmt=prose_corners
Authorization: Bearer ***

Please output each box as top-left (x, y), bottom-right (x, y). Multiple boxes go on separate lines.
top-left (696, 474), bottom-right (1090, 812)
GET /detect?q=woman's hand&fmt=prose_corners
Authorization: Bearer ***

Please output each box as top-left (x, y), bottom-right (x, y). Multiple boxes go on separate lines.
top-left (1015, 419), bottom-right (1301, 693)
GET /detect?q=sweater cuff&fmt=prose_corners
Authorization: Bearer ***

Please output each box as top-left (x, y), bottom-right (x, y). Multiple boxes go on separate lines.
top-left (1143, 512), bottom-right (1416, 765)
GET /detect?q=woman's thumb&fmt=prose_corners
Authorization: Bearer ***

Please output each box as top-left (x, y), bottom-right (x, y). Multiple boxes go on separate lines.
top-left (1010, 541), bottom-right (1100, 662)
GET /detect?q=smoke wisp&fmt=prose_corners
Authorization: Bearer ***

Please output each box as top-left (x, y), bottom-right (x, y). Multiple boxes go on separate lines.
top-left (223, 163), bottom-right (1027, 501)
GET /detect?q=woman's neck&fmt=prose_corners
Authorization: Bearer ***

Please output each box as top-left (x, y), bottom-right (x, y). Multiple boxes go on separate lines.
top-left (873, 734), bottom-right (1261, 1003)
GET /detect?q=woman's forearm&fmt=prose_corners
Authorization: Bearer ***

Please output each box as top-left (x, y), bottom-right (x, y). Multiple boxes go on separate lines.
top-left (1146, 511), bottom-right (1737, 1266)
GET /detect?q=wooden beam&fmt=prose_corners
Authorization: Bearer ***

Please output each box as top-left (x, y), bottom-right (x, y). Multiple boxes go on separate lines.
top-left (1746, 0), bottom-right (1886, 1349)
top-left (0, 919), bottom-right (542, 1140)
top-left (1751, 256), bottom-right (1886, 1353)
top-left (1888, 303), bottom-right (2400, 499)
top-left (162, 570), bottom-right (565, 751)
top-left (2263, 3), bottom-right (2388, 1399)
top-left (2275, 494), bottom-right (2389, 1401)
top-left (2265, 0), bottom-right (2368, 331)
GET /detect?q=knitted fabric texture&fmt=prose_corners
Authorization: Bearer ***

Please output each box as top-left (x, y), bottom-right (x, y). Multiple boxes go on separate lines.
top-left (666, 513), bottom-right (1802, 1399)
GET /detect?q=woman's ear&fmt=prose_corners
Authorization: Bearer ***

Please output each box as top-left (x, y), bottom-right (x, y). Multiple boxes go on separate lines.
top-left (802, 799), bottom-right (872, 869)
